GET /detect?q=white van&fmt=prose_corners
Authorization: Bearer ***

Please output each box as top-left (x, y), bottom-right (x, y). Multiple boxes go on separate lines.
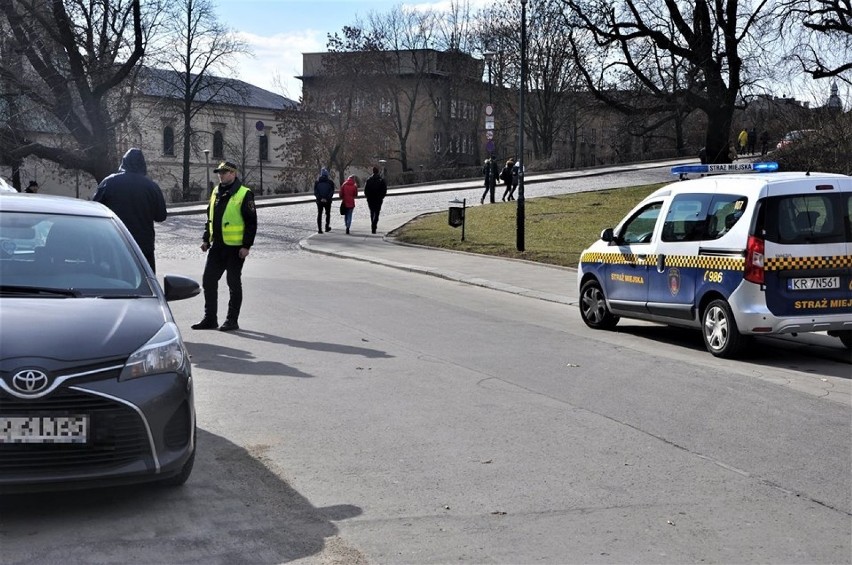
top-left (578, 163), bottom-right (851, 357)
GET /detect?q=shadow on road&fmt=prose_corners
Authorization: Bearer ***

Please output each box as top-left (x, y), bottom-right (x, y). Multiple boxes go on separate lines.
top-left (0, 429), bottom-right (364, 564)
top-left (614, 324), bottom-right (851, 378)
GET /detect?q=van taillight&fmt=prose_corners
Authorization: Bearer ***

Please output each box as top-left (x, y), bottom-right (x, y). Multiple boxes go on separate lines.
top-left (744, 235), bottom-right (765, 284)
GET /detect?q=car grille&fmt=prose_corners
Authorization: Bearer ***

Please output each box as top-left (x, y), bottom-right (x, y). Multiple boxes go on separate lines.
top-left (0, 388), bottom-right (151, 477)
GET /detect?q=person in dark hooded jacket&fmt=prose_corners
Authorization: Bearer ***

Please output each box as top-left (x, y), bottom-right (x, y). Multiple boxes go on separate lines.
top-left (93, 148), bottom-right (167, 272)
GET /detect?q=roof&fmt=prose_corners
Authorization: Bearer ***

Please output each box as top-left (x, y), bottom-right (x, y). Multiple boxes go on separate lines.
top-left (137, 67), bottom-right (297, 111)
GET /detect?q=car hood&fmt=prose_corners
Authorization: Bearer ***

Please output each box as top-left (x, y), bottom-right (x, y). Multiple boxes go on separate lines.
top-left (0, 297), bottom-right (170, 362)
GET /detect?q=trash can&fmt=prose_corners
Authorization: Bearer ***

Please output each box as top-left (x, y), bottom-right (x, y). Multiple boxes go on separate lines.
top-left (448, 201), bottom-right (465, 227)
top-left (448, 198), bottom-right (466, 241)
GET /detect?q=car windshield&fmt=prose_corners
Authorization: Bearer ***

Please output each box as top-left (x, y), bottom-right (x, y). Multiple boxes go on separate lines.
top-left (0, 212), bottom-right (152, 297)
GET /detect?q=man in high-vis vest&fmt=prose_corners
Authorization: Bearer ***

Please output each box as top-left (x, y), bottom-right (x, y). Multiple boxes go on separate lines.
top-left (192, 160), bottom-right (258, 332)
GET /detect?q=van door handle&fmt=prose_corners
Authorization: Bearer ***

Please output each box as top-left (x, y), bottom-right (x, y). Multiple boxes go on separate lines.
top-left (657, 253), bottom-right (666, 273)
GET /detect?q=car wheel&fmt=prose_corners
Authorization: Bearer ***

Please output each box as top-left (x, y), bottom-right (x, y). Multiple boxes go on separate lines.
top-left (160, 448), bottom-right (195, 487)
top-left (702, 299), bottom-right (749, 358)
top-left (580, 279), bottom-right (619, 330)
top-left (837, 331), bottom-right (852, 350)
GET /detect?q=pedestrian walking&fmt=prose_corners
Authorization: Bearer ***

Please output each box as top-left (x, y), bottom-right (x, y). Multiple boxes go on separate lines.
top-left (500, 159), bottom-right (514, 202)
top-left (480, 158), bottom-right (499, 204)
top-left (339, 175), bottom-right (359, 234)
top-left (364, 166), bottom-right (387, 234)
top-left (737, 128), bottom-right (748, 155)
top-left (747, 127), bottom-right (756, 155)
top-left (93, 148), bottom-right (167, 272)
top-left (191, 160), bottom-right (257, 332)
top-left (314, 168), bottom-right (335, 233)
top-left (24, 181), bottom-right (39, 193)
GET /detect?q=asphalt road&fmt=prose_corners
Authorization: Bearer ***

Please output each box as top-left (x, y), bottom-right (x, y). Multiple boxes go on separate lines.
top-left (1, 165), bottom-right (849, 564)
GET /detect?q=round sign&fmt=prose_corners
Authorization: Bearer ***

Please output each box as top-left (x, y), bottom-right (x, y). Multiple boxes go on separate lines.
top-left (486, 140), bottom-right (495, 153)
top-left (255, 120), bottom-right (265, 131)
top-left (486, 131), bottom-right (494, 140)
top-left (485, 104), bottom-right (494, 116)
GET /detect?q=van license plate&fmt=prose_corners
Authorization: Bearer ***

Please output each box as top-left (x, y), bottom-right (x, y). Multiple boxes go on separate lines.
top-left (787, 277), bottom-right (840, 290)
top-left (0, 415), bottom-right (88, 444)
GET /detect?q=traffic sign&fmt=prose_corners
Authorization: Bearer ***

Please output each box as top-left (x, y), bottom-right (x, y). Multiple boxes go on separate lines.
top-left (486, 140), bottom-right (495, 153)
top-left (485, 116), bottom-right (495, 130)
top-left (486, 131), bottom-right (494, 140)
top-left (255, 120), bottom-right (265, 131)
top-left (485, 104), bottom-right (494, 116)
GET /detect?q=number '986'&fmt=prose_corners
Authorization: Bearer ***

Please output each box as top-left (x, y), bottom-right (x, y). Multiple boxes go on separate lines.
top-left (704, 270), bottom-right (724, 283)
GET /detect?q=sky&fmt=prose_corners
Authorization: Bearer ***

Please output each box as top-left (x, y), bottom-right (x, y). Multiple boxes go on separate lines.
top-left (213, 0), bottom-right (846, 107)
top-left (214, 0), bottom-right (439, 101)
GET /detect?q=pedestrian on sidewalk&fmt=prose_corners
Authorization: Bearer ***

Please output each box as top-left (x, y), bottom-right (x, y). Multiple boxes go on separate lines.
top-left (192, 160), bottom-right (257, 332)
top-left (93, 148), bottom-right (167, 272)
top-left (314, 168), bottom-right (336, 233)
top-left (500, 159), bottom-right (514, 201)
top-left (339, 175), bottom-right (359, 234)
top-left (480, 158), bottom-right (499, 204)
top-left (364, 166), bottom-right (387, 234)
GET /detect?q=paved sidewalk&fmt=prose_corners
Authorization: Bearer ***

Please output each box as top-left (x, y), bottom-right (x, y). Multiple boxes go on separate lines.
top-left (299, 211), bottom-right (578, 306)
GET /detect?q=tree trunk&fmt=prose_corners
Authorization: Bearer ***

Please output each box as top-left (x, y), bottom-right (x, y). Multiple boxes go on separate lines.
top-left (703, 105), bottom-right (735, 164)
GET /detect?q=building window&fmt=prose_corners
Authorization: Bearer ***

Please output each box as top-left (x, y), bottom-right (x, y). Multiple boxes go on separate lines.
top-left (259, 134), bottom-right (268, 162)
top-left (162, 126), bottom-right (174, 156)
top-left (433, 133), bottom-right (442, 154)
top-left (434, 98), bottom-right (442, 118)
top-left (379, 97), bottom-right (392, 115)
top-left (213, 131), bottom-right (224, 159)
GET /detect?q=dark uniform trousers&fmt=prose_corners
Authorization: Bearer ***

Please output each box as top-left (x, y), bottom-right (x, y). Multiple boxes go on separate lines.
top-left (202, 243), bottom-right (245, 323)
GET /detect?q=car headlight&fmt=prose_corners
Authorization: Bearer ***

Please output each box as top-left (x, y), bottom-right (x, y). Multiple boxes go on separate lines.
top-left (119, 322), bottom-right (186, 381)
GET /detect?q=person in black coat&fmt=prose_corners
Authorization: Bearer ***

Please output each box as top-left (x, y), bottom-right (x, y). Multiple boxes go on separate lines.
top-left (363, 167), bottom-right (388, 234)
top-left (93, 148), bottom-right (167, 272)
top-left (314, 168), bottom-right (336, 233)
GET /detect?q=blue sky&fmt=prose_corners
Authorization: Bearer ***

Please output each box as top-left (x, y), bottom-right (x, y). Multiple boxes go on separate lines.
top-left (214, 0), bottom-right (413, 101)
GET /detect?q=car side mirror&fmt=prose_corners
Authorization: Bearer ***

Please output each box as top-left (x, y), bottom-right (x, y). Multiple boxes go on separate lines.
top-left (163, 274), bottom-right (201, 302)
top-left (600, 228), bottom-right (614, 242)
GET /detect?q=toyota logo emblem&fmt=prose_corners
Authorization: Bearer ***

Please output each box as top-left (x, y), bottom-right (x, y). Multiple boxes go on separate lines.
top-left (12, 370), bottom-right (49, 394)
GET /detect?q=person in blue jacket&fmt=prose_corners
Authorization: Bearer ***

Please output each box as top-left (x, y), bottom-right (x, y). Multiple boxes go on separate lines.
top-left (93, 148), bottom-right (167, 272)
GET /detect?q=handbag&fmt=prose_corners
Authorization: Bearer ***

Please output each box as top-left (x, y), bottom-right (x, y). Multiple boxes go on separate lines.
top-left (339, 201), bottom-right (346, 215)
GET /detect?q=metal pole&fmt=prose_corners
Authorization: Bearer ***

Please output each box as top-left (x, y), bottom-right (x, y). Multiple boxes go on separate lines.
top-left (204, 150), bottom-right (210, 198)
top-left (517, 0), bottom-right (527, 252)
top-left (258, 134), bottom-right (264, 195)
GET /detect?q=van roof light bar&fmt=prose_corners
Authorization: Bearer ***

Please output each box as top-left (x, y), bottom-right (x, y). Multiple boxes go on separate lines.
top-left (671, 161), bottom-right (779, 178)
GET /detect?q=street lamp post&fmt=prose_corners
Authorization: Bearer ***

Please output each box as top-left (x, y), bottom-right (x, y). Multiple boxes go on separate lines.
top-left (517, 0), bottom-right (527, 252)
top-left (203, 149), bottom-right (210, 198)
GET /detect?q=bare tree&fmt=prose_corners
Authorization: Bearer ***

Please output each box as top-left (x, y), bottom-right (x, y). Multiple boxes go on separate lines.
top-left (152, 0), bottom-right (249, 200)
top-left (0, 0), bottom-right (151, 182)
top-left (780, 0), bottom-right (852, 83)
top-left (563, 0), bottom-right (776, 164)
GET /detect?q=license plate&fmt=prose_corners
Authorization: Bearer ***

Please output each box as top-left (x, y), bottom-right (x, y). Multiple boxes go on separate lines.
top-left (0, 415), bottom-right (89, 444)
top-left (787, 276), bottom-right (840, 290)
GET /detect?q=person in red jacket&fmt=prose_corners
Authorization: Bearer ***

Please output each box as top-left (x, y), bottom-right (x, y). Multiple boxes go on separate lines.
top-left (339, 175), bottom-right (359, 234)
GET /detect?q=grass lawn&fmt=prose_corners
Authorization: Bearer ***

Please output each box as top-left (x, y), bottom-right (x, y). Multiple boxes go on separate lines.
top-left (390, 183), bottom-right (665, 268)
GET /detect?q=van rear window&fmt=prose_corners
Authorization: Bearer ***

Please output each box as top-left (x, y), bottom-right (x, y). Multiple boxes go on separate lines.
top-left (761, 194), bottom-right (850, 244)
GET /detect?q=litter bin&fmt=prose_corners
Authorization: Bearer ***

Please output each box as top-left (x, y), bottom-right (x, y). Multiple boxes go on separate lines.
top-left (448, 198), bottom-right (466, 240)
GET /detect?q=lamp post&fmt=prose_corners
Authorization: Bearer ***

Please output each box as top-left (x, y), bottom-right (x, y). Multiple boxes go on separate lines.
top-left (203, 149), bottom-right (210, 198)
top-left (516, 0), bottom-right (527, 252)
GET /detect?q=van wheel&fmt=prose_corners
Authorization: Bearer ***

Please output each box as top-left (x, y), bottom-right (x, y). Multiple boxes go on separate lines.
top-left (580, 279), bottom-right (619, 330)
top-left (702, 299), bottom-right (749, 358)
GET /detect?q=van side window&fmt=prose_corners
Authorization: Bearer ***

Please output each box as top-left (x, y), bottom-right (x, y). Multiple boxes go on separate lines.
top-left (620, 202), bottom-right (662, 244)
top-left (765, 194), bottom-right (847, 244)
top-left (705, 195), bottom-right (748, 240)
top-left (661, 194), bottom-right (711, 242)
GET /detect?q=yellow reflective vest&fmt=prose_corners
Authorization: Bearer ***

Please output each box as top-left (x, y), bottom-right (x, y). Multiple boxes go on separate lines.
top-left (208, 184), bottom-right (251, 246)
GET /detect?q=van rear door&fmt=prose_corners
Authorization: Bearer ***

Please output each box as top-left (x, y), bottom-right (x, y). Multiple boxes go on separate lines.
top-left (759, 179), bottom-right (852, 318)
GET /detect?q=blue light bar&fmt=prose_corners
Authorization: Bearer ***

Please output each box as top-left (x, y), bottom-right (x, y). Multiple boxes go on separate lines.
top-left (671, 161), bottom-right (779, 175)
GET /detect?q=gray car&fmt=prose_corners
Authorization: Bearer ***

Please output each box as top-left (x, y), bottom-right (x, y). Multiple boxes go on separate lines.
top-left (0, 193), bottom-right (199, 492)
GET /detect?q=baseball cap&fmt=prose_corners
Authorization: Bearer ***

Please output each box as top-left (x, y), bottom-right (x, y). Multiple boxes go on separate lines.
top-left (213, 160), bottom-right (238, 173)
